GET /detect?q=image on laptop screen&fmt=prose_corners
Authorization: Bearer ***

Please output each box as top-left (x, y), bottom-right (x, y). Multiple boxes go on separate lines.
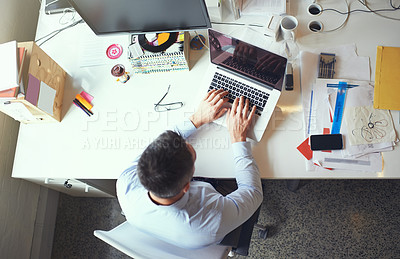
top-left (208, 29), bottom-right (286, 91)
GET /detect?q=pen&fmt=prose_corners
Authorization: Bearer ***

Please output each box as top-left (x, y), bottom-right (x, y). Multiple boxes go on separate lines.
top-left (307, 90), bottom-right (314, 135)
top-left (75, 98), bottom-right (93, 115)
top-left (74, 98), bottom-right (93, 115)
top-left (327, 83), bottom-right (358, 88)
top-left (73, 99), bottom-right (93, 116)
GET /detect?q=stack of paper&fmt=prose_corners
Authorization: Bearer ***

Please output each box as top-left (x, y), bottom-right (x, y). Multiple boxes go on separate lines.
top-left (0, 41), bottom-right (26, 99)
top-left (298, 45), bottom-right (398, 173)
top-left (343, 84), bottom-right (397, 157)
top-left (308, 79), bottom-right (397, 172)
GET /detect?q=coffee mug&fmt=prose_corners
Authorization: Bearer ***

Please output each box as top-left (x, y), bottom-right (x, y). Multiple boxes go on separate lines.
top-left (308, 3), bottom-right (322, 16)
top-left (308, 20), bottom-right (324, 33)
top-left (280, 15), bottom-right (298, 40)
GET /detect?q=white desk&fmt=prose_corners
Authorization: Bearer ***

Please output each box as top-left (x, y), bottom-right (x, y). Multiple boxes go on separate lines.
top-left (12, 0), bottom-right (400, 185)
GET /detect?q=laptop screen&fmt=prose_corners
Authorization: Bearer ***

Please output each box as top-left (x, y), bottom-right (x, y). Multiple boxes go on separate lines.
top-left (208, 29), bottom-right (287, 90)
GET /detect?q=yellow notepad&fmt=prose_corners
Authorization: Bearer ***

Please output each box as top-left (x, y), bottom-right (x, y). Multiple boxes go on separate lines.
top-left (374, 46), bottom-right (400, 110)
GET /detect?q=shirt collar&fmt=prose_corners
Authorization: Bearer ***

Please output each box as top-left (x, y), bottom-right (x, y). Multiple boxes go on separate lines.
top-left (146, 191), bottom-right (189, 210)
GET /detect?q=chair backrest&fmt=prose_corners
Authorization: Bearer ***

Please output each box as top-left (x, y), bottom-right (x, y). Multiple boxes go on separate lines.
top-left (94, 221), bottom-right (231, 259)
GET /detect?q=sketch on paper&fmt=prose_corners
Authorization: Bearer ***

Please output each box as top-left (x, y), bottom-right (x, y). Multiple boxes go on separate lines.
top-left (344, 105), bottom-right (396, 145)
top-left (354, 112), bottom-right (388, 142)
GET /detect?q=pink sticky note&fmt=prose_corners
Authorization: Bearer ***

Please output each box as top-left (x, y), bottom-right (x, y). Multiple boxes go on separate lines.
top-left (80, 91), bottom-right (93, 103)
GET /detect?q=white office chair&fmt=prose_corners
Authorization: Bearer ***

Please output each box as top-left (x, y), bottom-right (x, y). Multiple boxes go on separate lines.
top-left (94, 221), bottom-right (232, 259)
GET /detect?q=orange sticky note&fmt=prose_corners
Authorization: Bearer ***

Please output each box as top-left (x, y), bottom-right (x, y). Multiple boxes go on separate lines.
top-left (75, 94), bottom-right (93, 110)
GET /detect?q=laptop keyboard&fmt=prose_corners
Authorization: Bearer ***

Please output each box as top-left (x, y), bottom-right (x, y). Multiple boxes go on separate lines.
top-left (208, 72), bottom-right (270, 116)
top-left (222, 56), bottom-right (280, 85)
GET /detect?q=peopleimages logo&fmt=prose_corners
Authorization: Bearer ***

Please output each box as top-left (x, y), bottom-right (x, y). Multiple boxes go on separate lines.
top-left (80, 136), bottom-right (231, 150)
top-left (81, 136), bottom-right (154, 150)
top-left (78, 106), bottom-right (305, 150)
top-left (80, 109), bottom-right (165, 132)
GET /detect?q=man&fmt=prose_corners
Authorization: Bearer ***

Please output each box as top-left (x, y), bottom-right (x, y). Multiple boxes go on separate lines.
top-left (117, 89), bottom-right (263, 250)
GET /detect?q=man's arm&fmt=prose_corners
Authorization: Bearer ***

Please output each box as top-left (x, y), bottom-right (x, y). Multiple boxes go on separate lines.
top-left (217, 96), bottom-right (262, 234)
top-left (225, 141), bottom-right (263, 217)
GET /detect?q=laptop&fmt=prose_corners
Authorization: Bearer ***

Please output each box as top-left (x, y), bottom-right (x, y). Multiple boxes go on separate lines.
top-left (45, 0), bottom-right (73, 15)
top-left (199, 29), bottom-right (287, 141)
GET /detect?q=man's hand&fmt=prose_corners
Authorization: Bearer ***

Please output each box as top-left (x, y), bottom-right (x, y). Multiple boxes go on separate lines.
top-left (190, 89), bottom-right (229, 128)
top-left (226, 96), bottom-right (256, 143)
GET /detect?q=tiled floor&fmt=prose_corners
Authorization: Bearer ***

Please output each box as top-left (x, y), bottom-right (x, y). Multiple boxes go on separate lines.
top-left (52, 180), bottom-right (400, 258)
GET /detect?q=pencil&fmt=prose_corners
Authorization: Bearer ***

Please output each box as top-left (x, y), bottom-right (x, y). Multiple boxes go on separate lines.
top-left (73, 99), bottom-right (92, 116)
top-left (74, 98), bottom-right (93, 115)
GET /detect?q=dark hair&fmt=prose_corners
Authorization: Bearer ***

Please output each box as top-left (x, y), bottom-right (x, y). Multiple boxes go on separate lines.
top-left (137, 130), bottom-right (194, 198)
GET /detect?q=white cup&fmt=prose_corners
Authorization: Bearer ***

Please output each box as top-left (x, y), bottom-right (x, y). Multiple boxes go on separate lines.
top-left (280, 15), bottom-right (298, 40)
top-left (308, 20), bottom-right (324, 33)
top-left (308, 3), bottom-right (323, 16)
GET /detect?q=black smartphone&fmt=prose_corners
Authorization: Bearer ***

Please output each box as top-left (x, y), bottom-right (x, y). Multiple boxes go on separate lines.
top-left (310, 134), bottom-right (343, 151)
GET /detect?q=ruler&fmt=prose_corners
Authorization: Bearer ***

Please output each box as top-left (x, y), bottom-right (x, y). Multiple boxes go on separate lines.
top-left (331, 82), bottom-right (347, 134)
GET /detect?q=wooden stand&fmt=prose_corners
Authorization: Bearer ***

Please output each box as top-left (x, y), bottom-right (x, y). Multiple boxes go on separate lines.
top-left (9, 42), bottom-right (66, 123)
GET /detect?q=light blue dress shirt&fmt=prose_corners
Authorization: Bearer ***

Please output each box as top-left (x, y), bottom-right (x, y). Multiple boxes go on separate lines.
top-left (117, 119), bottom-right (263, 249)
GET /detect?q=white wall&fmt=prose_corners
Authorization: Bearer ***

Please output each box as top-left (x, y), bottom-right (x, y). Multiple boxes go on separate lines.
top-left (0, 0), bottom-right (41, 258)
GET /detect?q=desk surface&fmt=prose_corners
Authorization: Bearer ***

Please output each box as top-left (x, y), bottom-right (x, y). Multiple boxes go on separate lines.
top-left (12, 0), bottom-right (400, 180)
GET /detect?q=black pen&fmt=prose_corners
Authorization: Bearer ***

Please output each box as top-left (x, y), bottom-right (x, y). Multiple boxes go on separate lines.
top-left (74, 98), bottom-right (93, 115)
top-left (73, 99), bottom-right (92, 116)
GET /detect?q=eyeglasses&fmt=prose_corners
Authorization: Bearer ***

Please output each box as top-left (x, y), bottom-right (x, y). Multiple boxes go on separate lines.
top-left (154, 85), bottom-right (183, 112)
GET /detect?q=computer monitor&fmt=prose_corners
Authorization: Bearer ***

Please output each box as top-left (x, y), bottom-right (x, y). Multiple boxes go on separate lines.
top-left (67, 0), bottom-right (211, 35)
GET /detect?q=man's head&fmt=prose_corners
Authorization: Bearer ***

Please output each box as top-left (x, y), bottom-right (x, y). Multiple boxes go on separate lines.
top-left (138, 130), bottom-right (196, 199)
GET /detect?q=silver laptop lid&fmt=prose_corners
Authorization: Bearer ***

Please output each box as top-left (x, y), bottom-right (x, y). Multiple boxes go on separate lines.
top-left (208, 28), bottom-right (287, 91)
